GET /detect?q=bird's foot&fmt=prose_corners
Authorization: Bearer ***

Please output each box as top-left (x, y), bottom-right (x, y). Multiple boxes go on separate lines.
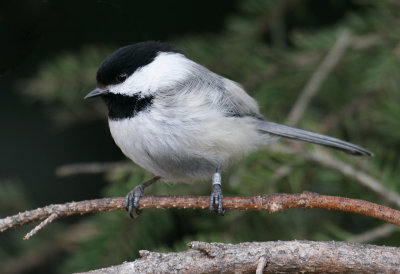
top-left (125, 184), bottom-right (145, 218)
top-left (125, 176), bottom-right (161, 218)
top-left (209, 172), bottom-right (225, 215)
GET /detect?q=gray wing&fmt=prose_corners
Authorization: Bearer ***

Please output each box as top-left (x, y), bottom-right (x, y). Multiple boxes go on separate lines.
top-left (192, 63), bottom-right (372, 156)
top-left (183, 61), bottom-right (263, 118)
top-left (203, 70), bottom-right (264, 118)
top-left (220, 78), bottom-right (265, 119)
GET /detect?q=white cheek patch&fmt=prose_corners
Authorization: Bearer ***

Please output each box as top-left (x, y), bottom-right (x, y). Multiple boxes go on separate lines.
top-left (109, 52), bottom-right (193, 97)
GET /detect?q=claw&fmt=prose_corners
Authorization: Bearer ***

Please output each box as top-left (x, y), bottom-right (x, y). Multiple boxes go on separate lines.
top-left (125, 184), bottom-right (144, 218)
top-left (133, 187), bottom-right (143, 215)
top-left (126, 195), bottom-right (134, 218)
top-left (125, 176), bottom-right (161, 218)
top-left (209, 184), bottom-right (225, 215)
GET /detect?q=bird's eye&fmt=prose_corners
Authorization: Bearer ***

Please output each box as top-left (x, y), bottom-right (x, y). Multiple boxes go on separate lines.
top-left (116, 73), bottom-right (128, 83)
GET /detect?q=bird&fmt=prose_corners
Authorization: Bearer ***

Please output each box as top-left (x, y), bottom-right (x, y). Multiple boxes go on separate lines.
top-left (85, 41), bottom-right (372, 217)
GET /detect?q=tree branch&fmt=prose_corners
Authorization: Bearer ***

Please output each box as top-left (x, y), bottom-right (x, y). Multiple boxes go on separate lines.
top-left (1, 192), bottom-right (400, 239)
top-left (80, 240), bottom-right (400, 273)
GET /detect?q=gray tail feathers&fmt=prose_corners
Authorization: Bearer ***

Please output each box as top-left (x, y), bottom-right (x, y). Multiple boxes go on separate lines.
top-left (258, 121), bottom-right (373, 156)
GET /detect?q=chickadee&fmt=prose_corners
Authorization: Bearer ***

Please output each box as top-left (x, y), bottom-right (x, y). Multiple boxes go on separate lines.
top-left (85, 41), bottom-right (372, 216)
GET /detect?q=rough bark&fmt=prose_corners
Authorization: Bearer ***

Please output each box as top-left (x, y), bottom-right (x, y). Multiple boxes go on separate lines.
top-left (81, 240), bottom-right (400, 273)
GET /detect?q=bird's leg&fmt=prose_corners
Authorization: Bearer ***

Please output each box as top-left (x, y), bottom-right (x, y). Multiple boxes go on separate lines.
top-left (209, 167), bottom-right (225, 215)
top-left (125, 176), bottom-right (161, 218)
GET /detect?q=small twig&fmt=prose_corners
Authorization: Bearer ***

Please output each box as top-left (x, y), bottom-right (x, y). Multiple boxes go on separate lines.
top-left (347, 223), bottom-right (398, 243)
top-left (56, 161), bottom-right (131, 177)
top-left (256, 256), bottom-right (268, 274)
top-left (0, 198), bottom-right (125, 235)
top-left (2, 192), bottom-right (400, 239)
top-left (23, 213), bottom-right (58, 240)
top-left (286, 29), bottom-right (352, 126)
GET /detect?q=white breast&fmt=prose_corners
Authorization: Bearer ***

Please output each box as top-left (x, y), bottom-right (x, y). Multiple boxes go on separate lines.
top-left (108, 99), bottom-right (267, 182)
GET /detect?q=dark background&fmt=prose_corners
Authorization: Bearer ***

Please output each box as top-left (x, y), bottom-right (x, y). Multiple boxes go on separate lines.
top-left (0, 0), bottom-right (238, 205)
top-left (0, 0), bottom-right (362, 205)
top-left (1, 1), bottom-right (399, 273)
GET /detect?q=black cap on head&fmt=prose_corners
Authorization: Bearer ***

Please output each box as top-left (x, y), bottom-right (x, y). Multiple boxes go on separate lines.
top-left (96, 41), bottom-right (179, 86)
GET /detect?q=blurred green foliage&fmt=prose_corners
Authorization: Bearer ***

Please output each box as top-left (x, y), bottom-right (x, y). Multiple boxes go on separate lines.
top-left (2, 0), bottom-right (400, 273)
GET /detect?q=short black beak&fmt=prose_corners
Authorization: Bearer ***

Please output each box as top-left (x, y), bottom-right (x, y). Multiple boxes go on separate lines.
top-left (84, 87), bottom-right (109, 99)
